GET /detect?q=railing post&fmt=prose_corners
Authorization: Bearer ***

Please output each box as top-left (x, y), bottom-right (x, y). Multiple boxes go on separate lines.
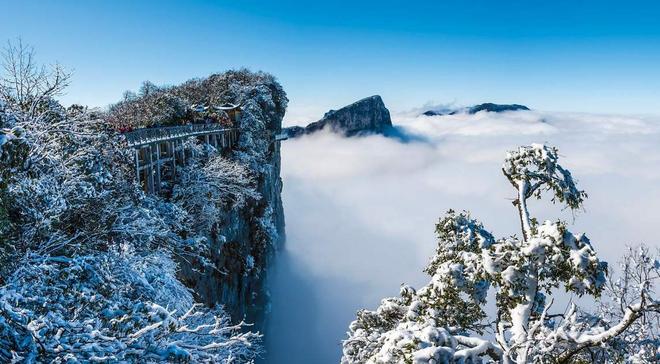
top-left (146, 144), bottom-right (154, 194)
top-left (170, 140), bottom-right (176, 181)
top-left (154, 143), bottom-right (161, 194)
top-left (135, 149), bottom-right (140, 186)
top-left (181, 139), bottom-right (186, 165)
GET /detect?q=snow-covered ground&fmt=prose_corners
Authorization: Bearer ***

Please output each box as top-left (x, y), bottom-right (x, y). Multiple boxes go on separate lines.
top-left (267, 109), bottom-right (660, 363)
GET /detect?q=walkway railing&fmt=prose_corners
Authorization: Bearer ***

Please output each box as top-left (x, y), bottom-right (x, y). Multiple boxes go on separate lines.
top-left (124, 125), bottom-right (240, 194)
top-left (124, 124), bottom-right (237, 147)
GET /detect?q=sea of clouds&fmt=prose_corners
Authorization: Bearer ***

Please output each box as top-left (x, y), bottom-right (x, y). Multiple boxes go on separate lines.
top-left (265, 108), bottom-right (660, 363)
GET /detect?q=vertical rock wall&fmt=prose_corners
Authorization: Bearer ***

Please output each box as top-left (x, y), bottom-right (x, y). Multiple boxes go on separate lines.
top-left (178, 75), bottom-right (287, 328)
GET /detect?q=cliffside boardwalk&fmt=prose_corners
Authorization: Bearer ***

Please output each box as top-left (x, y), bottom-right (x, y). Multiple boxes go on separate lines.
top-left (124, 124), bottom-right (239, 194)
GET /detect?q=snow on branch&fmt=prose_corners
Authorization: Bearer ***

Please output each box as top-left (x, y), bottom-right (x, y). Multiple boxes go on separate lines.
top-left (503, 143), bottom-right (586, 210)
top-left (173, 154), bottom-right (260, 234)
top-left (341, 144), bottom-right (658, 364)
top-left (0, 39), bottom-right (72, 119)
top-left (0, 253), bottom-right (262, 363)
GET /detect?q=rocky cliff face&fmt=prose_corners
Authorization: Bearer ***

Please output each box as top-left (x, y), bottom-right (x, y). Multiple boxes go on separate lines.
top-left (284, 95), bottom-right (393, 138)
top-left (179, 143), bottom-right (284, 326)
top-left (175, 73), bottom-right (287, 328)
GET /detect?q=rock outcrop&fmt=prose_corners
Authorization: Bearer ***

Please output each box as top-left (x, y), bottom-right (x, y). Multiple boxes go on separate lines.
top-left (467, 103), bottom-right (529, 114)
top-left (284, 95), bottom-right (393, 138)
top-left (171, 72), bottom-right (287, 330)
top-left (282, 125), bottom-right (305, 138)
top-left (423, 103), bottom-right (530, 116)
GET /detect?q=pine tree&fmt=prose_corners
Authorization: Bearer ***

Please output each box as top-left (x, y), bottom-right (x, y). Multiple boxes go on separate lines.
top-left (342, 144), bottom-right (659, 364)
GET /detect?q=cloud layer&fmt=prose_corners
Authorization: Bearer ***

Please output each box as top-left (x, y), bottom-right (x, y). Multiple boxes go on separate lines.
top-left (266, 109), bottom-right (660, 363)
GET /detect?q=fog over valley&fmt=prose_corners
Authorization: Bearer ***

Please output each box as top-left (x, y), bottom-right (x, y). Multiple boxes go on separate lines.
top-left (267, 108), bottom-right (660, 363)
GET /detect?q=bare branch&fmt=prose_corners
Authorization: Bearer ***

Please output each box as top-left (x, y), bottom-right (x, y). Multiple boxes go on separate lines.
top-left (0, 39), bottom-right (72, 117)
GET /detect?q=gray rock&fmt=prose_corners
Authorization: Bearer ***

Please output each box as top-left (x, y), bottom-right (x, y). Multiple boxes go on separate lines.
top-left (281, 125), bottom-right (305, 138)
top-left (287, 95), bottom-right (393, 138)
top-left (177, 79), bottom-right (287, 331)
top-left (467, 103), bottom-right (529, 114)
top-left (423, 103), bottom-right (530, 116)
top-left (422, 110), bottom-right (443, 116)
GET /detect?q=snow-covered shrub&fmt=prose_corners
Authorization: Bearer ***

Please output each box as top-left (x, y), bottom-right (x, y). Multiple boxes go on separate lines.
top-left (342, 144), bottom-right (658, 364)
top-left (107, 69), bottom-right (287, 134)
top-left (4, 103), bottom-right (210, 260)
top-left (108, 84), bottom-right (191, 129)
top-left (0, 252), bottom-right (261, 363)
top-left (4, 107), bottom-right (141, 255)
top-left (256, 205), bottom-right (278, 249)
top-left (0, 124), bottom-right (29, 275)
top-left (173, 154), bottom-right (260, 234)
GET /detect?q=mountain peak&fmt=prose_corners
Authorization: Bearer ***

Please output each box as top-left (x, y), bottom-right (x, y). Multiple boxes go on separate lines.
top-left (423, 102), bottom-right (530, 116)
top-left (285, 95), bottom-right (393, 138)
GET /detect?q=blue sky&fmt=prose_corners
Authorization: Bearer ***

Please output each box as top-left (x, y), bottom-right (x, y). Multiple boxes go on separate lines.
top-left (1, 0), bottom-right (659, 122)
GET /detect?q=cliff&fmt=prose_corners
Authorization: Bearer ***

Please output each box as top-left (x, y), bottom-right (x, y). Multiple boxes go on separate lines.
top-left (169, 72), bottom-right (287, 327)
top-left (0, 70), bottom-right (285, 361)
top-left (284, 95), bottom-right (393, 138)
top-left (178, 132), bottom-right (285, 327)
top-left (107, 70), bottom-right (288, 326)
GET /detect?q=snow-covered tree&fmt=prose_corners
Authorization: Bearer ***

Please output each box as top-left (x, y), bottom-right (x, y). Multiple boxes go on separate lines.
top-left (173, 152), bottom-right (260, 235)
top-left (0, 39), bottom-right (71, 119)
top-left (342, 144), bottom-right (659, 364)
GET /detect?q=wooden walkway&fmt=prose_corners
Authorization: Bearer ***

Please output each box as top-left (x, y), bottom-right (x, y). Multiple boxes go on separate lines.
top-left (124, 124), bottom-right (239, 194)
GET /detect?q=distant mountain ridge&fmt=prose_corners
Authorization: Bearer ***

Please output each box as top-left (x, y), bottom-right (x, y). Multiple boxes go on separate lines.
top-left (422, 103), bottom-right (530, 116)
top-left (282, 99), bottom-right (531, 141)
top-left (283, 95), bottom-right (393, 138)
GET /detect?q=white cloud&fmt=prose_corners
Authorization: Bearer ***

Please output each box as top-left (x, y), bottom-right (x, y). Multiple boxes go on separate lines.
top-left (266, 109), bottom-right (660, 363)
